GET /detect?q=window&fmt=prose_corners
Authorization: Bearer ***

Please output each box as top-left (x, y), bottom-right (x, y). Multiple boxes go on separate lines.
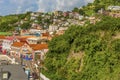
top-left (2, 72), bottom-right (9, 79)
top-left (3, 73), bottom-right (8, 79)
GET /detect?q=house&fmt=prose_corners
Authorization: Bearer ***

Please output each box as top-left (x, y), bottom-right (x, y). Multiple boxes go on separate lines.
top-left (31, 23), bottom-right (43, 30)
top-left (20, 43), bottom-right (33, 61)
top-left (30, 12), bottom-right (39, 20)
top-left (31, 44), bottom-right (48, 61)
top-left (0, 35), bottom-right (6, 52)
top-left (29, 29), bottom-right (45, 35)
top-left (49, 24), bottom-right (58, 32)
top-left (79, 15), bottom-right (84, 20)
top-left (79, 21), bottom-right (86, 26)
top-left (0, 35), bottom-right (6, 45)
top-left (73, 12), bottom-right (81, 19)
top-left (109, 11), bottom-right (120, 18)
top-left (41, 32), bottom-right (50, 40)
top-left (27, 37), bottom-right (40, 44)
top-left (63, 12), bottom-right (69, 17)
top-left (98, 8), bottom-right (105, 14)
top-left (2, 36), bottom-right (16, 54)
top-left (20, 29), bottom-right (29, 36)
top-left (10, 42), bottom-right (25, 57)
top-left (40, 32), bottom-right (52, 43)
top-left (17, 37), bottom-right (28, 43)
top-left (0, 64), bottom-right (28, 80)
top-left (10, 42), bottom-right (33, 61)
top-left (89, 16), bottom-right (96, 24)
top-left (108, 6), bottom-right (120, 11)
top-left (56, 27), bottom-right (68, 35)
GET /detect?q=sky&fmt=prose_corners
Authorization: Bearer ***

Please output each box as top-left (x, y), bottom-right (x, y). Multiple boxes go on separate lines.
top-left (0, 0), bottom-right (94, 16)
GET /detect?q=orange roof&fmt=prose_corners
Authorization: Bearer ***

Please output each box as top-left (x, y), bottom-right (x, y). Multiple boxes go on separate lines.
top-left (29, 44), bottom-right (37, 48)
top-left (16, 36), bottom-right (35, 39)
top-left (42, 32), bottom-right (49, 37)
top-left (32, 44), bottom-right (48, 51)
top-left (18, 38), bottom-right (27, 43)
top-left (0, 35), bottom-right (6, 39)
top-left (12, 42), bottom-right (25, 47)
top-left (16, 37), bottom-right (30, 44)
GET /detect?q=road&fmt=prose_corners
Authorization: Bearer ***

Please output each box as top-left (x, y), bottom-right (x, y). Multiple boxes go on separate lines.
top-left (0, 54), bottom-right (48, 80)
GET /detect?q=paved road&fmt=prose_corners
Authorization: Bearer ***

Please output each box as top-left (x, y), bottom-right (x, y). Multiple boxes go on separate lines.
top-left (0, 54), bottom-right (49, 80)
top-left (23, 60), bottom-right (36, 73)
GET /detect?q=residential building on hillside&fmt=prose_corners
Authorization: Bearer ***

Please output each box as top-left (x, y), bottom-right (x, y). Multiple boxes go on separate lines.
top-left (0, 36), bottom-right (6, 52)
top-left (10, 42), bottom-right (26, 57)
top-left (41, 32), bottom-right (51, 41)
top-left (2, 36), bottom-right (16, 54)
top-left (108, 6), bottom-right (120, 11)
top-left (29, 29), bottom-right (45, 35)
top-left (0, 36), bottom-right (6, 45)
top-left (49, 24), bottom-right (58, 32)
top-left (27, 37), bottom-right (40, 44)
top-left (56, 27), bottom-right (68, 35)
top-left (32, 44), bottom-right (48, 61)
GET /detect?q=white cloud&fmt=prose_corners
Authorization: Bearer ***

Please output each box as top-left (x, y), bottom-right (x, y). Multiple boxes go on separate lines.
top-left (16, 6), bottom-right (22, 14)
top-left (37, 0), bottom-right (94, 12)
top-left (0, 0), bottom-right (94, 15)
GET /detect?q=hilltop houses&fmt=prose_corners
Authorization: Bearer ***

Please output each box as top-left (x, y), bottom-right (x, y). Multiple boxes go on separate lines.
top-left (108, 6), bottom-right (120, 11)
top-left (98, 6), bottom-right (120, 18)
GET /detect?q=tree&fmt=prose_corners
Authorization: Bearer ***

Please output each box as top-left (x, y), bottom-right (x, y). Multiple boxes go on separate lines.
top-left (72, 7), bottom-right (79, 13)
top-left (79, 9), bottom-right (85, 15)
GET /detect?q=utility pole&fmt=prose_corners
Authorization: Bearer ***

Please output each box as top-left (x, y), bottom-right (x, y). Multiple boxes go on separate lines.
top-left (20, 54), bottom-right (23, 65)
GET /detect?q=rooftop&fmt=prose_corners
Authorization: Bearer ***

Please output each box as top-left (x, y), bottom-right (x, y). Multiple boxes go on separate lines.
top-left (0, 64), bottom-right (28, 80)
top-left (0, 35), bottom-right (6, 39)
top-left (32, 44), bottom-right (48, 51)
top-left (11, 42), bottom-right (25, 47)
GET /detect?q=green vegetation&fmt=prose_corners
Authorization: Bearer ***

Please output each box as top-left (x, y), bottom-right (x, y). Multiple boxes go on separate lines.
top-left (0, 32), bottom-right (12, 36)
top-left (0, 15), bottom-right (18, 31)
top-left (82, 0), bottom-right (120, 16)
top-left (0, 12), bottom-right (31, 31)
top-left (72, 7), bottom-right (85, 15)
top-left (43, 16), bottom-right (120, 80)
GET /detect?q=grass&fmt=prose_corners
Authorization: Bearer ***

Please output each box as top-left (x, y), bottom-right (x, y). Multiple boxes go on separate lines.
top-left (0, 32), bottom-right (12, 36)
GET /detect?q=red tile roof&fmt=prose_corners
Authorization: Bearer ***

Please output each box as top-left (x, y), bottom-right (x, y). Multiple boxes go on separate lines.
top-left (29, 44), bottom-right (37, 48)
top-left (17, 37), bottom-right (29, 44)
top-left (6, 36), bottom-right (15, 40)
top-left (42, 32), bottom-right (49, 37)
top-left (32, 44), bottom-right (48, 51)
top-left (12, 42), bottom-right (25, 47)
top-left (0, 35), bottom-right (6, 39)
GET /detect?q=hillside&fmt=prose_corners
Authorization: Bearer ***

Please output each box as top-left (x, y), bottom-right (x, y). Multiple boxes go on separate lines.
top-left (0, 12), bottom-right (31, 32)
top-left (43, 16), bottom-right (120, 80)
top-left (82, 0), bottom-right (120, 16)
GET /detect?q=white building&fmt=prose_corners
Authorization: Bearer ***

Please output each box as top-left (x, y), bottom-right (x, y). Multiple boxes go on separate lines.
top-left (2, 39), bottom-right (13, 53)
top-left (27, 37), bottom-right (40, 44)
top-left (108, 6), bottom-right (120, 11)
top-left (29, 29), bottom-right (46, 34)
top-left (49, 25), bottom-right (58, 32)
